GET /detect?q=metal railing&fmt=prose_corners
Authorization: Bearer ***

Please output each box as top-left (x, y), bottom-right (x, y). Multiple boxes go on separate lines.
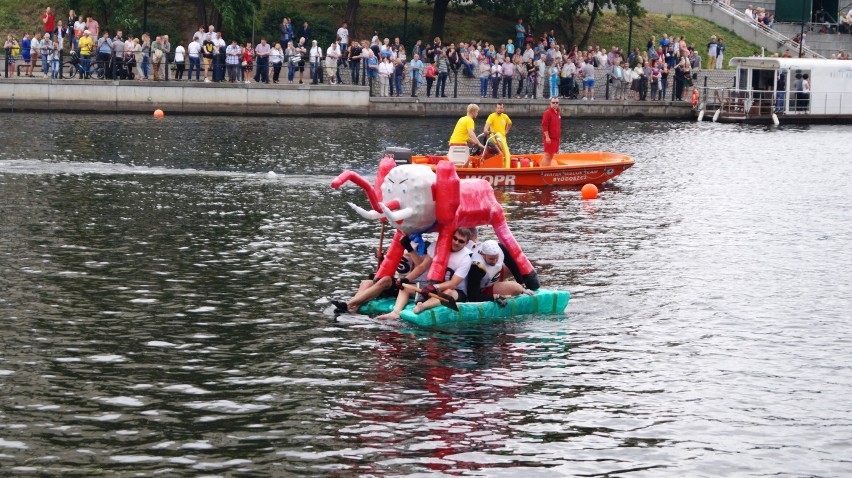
top-left (691, 0), bottom-right (826, 58)
top-left (696, 85), bottom-right (852, 117)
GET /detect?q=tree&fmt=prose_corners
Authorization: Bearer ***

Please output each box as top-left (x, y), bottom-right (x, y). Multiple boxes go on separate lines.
top-left (345, 0), bottom-right (359, 39)
top-left (428, 0), bottom-right (450, 40)
top-left (90, 0), bottom-right (139, 31)
top-left (479, 0), bottom-right (644, 49)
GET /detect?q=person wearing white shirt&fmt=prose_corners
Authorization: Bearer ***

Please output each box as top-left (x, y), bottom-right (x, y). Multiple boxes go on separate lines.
top-left (309, 40), bottom-right (322, 84)
top-left (174, 42), bottom-right (186, 79)
top-left (270, 42), bottom-right (284, 83)
top-left (377, 56), bottom-right (394, 96)
top-left (187, 39), bottom-right (201, 81)
top-left (326, 40), bottom-right (341, 84)
top-left (842, 10), bottom-right (852, 33)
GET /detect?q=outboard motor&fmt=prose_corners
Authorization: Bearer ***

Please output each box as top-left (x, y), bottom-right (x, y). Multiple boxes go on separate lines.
top-left (382, 147), bottom-right (413, 166)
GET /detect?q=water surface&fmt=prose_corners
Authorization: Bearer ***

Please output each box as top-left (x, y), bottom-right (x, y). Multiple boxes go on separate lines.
top-left (1, 113), bottom-right (850, 476)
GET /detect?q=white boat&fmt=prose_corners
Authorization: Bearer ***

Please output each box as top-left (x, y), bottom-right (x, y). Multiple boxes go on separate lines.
top-left (697, 57), bottom-right (852, 123)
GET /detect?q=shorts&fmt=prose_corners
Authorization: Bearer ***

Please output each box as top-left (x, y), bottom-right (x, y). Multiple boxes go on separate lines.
top-left (584, 78), bottom-right (595, 88)
top-left (543, 137), bottom-right (560, 154)
top-left (203, 57), bottom-right (211, 68)
top-left (416, 289), bottom-right (467, 303)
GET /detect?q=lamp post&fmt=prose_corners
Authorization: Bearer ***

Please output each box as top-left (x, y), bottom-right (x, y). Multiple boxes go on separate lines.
top-left (799, 0), bottom-right (806, 57)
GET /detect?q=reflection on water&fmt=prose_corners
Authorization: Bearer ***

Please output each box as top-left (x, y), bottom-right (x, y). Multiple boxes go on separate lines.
top-left (1, 114), bottom-right (851, 476)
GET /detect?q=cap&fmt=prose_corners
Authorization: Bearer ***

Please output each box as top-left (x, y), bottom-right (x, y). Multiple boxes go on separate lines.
top-left (84, 29), bottom-right (90, 34)
top-left (479, 240), bottom-right (500, 256)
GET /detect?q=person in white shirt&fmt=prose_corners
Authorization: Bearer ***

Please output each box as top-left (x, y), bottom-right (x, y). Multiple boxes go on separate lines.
top-left (173, 41), bottom-right (186, 80)
top-left (187, 38), bottom-right (201, 81)
top-left (309, 39), bottom-right (322, 84)
top-left (326, 40), bottom-right (341, 84)
top-left (377, 56), bottom-right (394, 96)
top-left (270, 42), bottom-right (284, 83)
top-left (376, 227), bottom-right (474, 320)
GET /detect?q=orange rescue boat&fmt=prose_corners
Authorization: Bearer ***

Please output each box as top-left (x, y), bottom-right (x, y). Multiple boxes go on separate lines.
top-left (383, 143), bottom-right (634, 187)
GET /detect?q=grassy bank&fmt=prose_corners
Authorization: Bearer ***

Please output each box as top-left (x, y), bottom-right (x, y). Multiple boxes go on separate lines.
top-left (2, 0), bottom-right (760, 68)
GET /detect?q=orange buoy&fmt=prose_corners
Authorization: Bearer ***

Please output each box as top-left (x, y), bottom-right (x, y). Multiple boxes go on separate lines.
top-left (153, 109), bottom-right (164, 119)
top-left (691, 89), bottom-right (699, 107)
top-left (581, 183), bottom-right (598, 200)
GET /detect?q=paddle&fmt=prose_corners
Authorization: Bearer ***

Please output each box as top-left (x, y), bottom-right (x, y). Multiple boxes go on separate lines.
top-left (401, 283), bottom-right (459, 312)
top-left (376, 222), bottom-right (386, 271)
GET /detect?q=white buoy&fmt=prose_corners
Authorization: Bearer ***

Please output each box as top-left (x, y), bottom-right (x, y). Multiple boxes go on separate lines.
top-left (266, 171), bottom-right (277, 177)
top-left (771, 113), bottom-right (779, 126)
top-left (712, 109), bottom-right (721, 122)
top-left (697, 110), bottom-right (705, 122)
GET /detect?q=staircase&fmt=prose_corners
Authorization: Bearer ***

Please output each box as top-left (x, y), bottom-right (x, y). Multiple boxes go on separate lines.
top-left (640, 0), bottom-right (825, 58)
top-left (772, 23), bottom-right (852, 58)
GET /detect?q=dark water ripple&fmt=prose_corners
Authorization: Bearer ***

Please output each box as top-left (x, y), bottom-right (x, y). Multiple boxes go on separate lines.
top-left (1, 114), bottom-right (851, 476)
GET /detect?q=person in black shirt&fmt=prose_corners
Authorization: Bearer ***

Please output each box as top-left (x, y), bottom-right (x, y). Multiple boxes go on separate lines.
top-left (349, 41), bottom-right (362, 84)
top-left (202, 34), bottom-right (214, 81)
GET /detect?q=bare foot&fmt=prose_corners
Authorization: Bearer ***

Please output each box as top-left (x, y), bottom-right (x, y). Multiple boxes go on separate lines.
top-left (375, 312), bottom-right (400, 320)
top-left (412, 304), bottom-right (424, 314)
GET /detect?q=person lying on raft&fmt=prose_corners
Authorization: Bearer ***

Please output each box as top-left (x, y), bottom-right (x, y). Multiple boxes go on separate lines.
top-left (466, 239), bottom-right (533, 306)
top-left (332, 235), bottom-right (428, 314)
top-left (376, 227), bottom-right (473, 320)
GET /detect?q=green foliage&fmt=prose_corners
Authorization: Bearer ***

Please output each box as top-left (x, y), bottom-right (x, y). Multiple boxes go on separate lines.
top-left (261, 4), bottom-right (335, 46)
top-left (212, 0), bottom-right (261, 41)
top-left (0, 0), bottom-right (767, 66)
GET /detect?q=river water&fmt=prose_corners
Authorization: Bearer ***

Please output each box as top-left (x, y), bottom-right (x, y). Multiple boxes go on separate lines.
top-left (1, 112), bottom-right (850, 476)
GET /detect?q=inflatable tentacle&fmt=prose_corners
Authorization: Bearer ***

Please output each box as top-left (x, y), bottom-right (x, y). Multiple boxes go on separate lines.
top-left (375, 230), bottom-right (407, 279)
top-left (332, 171), bottom-right (382, 213)
top-left (493, 221), bottom-right (533, 276)
top-left (434, 161), bottom-right (461, 226)
top-left (426, 223), bottom-right (457, 283)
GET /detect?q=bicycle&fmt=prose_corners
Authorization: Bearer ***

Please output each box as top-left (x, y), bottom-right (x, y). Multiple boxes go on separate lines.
top-left (67, 50), bottom-right (105, 79)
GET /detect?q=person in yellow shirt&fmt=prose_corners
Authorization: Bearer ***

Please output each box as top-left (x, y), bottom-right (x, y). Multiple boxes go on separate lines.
top-left (447, 103), bottom-right (485, 166)
top-left (77, 30), bottom-right (95, 77)
top-left (483, 102), bottom-right (512, 167)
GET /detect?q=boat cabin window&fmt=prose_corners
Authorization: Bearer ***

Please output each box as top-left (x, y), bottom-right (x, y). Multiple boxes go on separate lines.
top-left (750, 69), bottom-right (776, 93)
top-left (738, 68), bottom-right (748, 90)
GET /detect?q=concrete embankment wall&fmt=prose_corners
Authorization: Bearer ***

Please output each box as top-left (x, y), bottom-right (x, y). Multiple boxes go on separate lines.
top-left (0, 79), bottom-right (695, 118)
top-left (369, 97), bottom-right (694, 118)
top-left (0, 80), bottom-right (372, 116)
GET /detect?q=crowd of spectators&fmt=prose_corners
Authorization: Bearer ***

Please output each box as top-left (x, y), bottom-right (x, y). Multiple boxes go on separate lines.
top-left (3, 7), bottom-right (848, 101)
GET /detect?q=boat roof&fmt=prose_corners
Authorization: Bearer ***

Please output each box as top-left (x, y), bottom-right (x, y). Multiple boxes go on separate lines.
top-left (730, 57), bottom-right (852, 71)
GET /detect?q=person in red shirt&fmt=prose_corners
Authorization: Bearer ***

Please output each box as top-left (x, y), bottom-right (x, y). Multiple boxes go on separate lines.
top-left (541, 97), bottom-right (562, 167)
top-left (42, 7), bottom-right (55, 35)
